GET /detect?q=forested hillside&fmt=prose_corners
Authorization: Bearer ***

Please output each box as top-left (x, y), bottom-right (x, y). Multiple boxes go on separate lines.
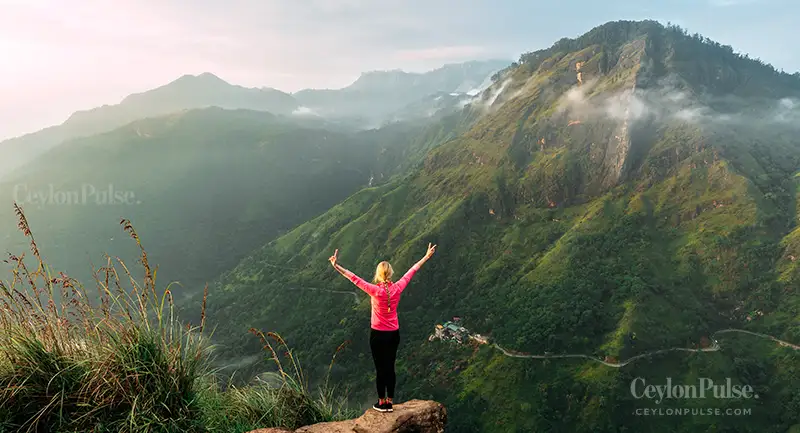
top-left (202, 21), bottom-right (800, 432)
top-left (0, 108), bottom-right (467, 299)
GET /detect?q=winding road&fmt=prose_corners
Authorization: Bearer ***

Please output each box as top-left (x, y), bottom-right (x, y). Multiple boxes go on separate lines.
top-left (490, 328), bottom-right (798, 368)
top-left (713, 328), bottom-right (800, 350)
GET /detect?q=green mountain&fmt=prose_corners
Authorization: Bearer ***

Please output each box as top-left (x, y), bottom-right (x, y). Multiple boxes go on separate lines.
top-left (202, 21), bottom-right (800, 432)
top-left (0, 108), bottom-right (461, 300)
top-left (293, 60), bottom-right (510, 126)
top-left (0, 73), bottom-right (299, 176)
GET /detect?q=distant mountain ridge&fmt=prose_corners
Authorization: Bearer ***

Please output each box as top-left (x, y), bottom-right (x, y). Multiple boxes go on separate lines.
top-left (0, 60), bottom-right (510, 178)
top-left (0, 73), bottom-right (298, 176)
top-left (68, 72), bottom-right (298, 127)
top-left (347, 60), bottom-right (506, 92)
top-left (292, 59), bottom-right (510, 125)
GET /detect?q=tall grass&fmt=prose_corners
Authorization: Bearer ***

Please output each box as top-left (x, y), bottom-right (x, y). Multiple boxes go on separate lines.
top-left (0, 203), bottom-right (355, 433)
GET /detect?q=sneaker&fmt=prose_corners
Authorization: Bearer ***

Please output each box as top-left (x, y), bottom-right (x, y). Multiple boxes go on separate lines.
top-left (384, 401), bottom-right (394, 412)
top-left (372, 401), bottom-right (389, 413)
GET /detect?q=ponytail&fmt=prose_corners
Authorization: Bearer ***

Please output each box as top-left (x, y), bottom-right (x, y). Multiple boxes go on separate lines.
top-left (381, 281), bottom-right (392, 312)
top-left (373, 261), bottom-right (394, 313)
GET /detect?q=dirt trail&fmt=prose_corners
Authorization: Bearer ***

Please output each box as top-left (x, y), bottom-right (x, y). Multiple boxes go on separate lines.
top-left (491, 328), bottom-right (797, 368)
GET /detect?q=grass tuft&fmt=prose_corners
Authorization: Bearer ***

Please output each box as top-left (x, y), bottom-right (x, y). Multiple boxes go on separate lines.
top-left (0, 203), bottom-right (355, 432)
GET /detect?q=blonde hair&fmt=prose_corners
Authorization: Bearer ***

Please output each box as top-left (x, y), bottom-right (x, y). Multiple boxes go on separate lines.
top-left (372, 261), bottom-right (394, 284)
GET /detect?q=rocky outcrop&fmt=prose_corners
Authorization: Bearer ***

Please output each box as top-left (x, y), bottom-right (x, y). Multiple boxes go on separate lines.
top-left (248, 429), bottom-right (294, 433)
top-left (247, 400), bottom-right (446, 433)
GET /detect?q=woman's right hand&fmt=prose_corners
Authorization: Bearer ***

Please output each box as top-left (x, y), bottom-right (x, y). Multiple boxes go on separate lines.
top-left (424, 243), bottom-right (437, 260)
top-left (328, 249), bottom-right (338, 267)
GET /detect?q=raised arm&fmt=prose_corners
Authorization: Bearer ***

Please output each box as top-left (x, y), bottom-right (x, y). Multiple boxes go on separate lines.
top-left (396, 243), bottom-right (437, 293)
top-left (329, 249), bottom-right (380, 296)
top-left (415, 243), bottom-right (436, 269)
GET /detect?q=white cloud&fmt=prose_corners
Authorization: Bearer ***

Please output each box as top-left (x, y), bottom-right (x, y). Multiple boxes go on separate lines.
top-left (555, 74), bottom-right (800, 128)
top-left (291, 106), bottom-right (319, 117)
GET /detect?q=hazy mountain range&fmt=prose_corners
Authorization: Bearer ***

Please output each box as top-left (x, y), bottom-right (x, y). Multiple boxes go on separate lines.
top-left (0, 59), bottom-right (509, 178)
top-left (293, 59), bottom-right (509, 124)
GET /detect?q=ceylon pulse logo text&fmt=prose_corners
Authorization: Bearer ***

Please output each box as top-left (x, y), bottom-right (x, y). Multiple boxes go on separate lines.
top-left (630, 377), bottom-right (758, 404)
top-left (13, 184), bottom-right (140, 207)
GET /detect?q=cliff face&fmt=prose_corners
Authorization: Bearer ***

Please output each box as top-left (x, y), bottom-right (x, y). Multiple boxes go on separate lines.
top-left (598, 38), bottom-right (647, 188)
top-left (407, 31), bottom-right (656, 206)
top-left (247, 400), bottom-right (446, 433)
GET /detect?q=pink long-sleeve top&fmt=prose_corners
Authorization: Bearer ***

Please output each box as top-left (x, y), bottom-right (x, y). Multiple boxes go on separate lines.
top-left (342, 263), bottom-right (421, 331)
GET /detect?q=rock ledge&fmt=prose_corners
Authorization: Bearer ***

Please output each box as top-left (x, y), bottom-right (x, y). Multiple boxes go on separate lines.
top-left (247, 400), bottom-right (446, 433)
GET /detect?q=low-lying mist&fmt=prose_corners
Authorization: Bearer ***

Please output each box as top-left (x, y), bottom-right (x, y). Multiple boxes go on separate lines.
top-left (556, 75), bottom-right (800, 129)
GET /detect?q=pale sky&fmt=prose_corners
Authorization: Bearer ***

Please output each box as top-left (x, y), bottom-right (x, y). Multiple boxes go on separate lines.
top-left (0, 0), bottom-right (798, 141)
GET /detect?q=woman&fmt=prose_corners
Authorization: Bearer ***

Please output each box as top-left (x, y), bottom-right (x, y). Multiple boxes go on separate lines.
top-left (328, 243), bottom-right (436, 413)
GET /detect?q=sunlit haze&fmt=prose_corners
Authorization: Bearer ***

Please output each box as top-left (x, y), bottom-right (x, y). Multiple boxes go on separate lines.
top-left (1, 0), bottom-right (798, 140)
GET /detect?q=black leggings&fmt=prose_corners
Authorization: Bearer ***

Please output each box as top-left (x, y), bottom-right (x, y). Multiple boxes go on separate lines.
top-left (369, 329), bottom-right (400, 399)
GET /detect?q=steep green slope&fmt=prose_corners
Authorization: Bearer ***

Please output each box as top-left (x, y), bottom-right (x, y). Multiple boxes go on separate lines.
top-left (205, 21), bottom-right (799, 432)
top-left (0, 108), bottom-right (460, 301)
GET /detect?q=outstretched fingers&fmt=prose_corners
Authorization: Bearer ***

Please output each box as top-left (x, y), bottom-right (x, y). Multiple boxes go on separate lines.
top-left (426, 243), bottom-right (437, 257)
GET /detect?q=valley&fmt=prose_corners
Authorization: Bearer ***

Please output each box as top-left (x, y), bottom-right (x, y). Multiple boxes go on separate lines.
top-left (199, 20), bottom-right (800, 432)
top-left (1, 17), bottom-right (799, 433)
